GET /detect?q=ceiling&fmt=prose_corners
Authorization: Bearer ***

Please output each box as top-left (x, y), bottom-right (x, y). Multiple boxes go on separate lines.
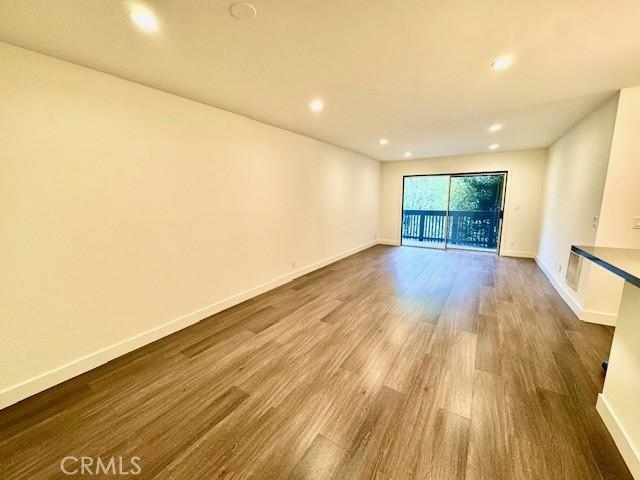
top-left (1, 0), bottom-right (639, 161)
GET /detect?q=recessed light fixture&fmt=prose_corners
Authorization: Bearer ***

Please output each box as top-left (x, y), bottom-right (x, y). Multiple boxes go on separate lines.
top-left (489, 143), bottom-right (500, 150)
top-left (379, 138), bottom-right (389, 146)
top-left (229, 1), bottom-right (257, 20)
top-left (404, 152), bottom-right (412, 158)
top-left (130, 8), bottom-right (159, 32)
top-left (489, 124), bottom-right (503, 133)
top-left (309, 99), bottom-right (323, 112)
top-left (491, 55), bottom-right (513, 71)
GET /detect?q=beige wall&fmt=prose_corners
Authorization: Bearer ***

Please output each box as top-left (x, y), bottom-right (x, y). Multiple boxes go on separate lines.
top-left (0, 43), bottom-right (380, 408)
top-left (536, 95), bottom-right (621, 323)
top-left (379, 150), bottom-right (547, 257)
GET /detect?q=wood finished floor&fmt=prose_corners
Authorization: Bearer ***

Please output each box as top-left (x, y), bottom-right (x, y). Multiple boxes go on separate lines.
top-left (0, 245), bottom-right (632, 479)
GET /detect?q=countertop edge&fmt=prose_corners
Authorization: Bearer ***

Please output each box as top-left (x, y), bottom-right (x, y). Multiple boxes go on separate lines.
top-left (571, 245), bottom-right (640, 288)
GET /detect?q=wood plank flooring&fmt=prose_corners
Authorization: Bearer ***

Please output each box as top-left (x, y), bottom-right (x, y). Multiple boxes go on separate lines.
top-left (0, 245), bottom-right (632, 479)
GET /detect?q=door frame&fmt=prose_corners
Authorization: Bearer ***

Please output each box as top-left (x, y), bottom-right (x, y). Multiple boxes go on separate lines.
top-left (400, 170), bottom-right (508, 254)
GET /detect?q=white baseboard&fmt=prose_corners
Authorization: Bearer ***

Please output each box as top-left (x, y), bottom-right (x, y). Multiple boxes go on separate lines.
top-left (597, 394), bottom-right (640, 479)
top-left (0, 240), bottom-right (377, 411)
top-left (535, 256), bottom-right (583, 317)
top-left (500, 249), bottom-right (536, 258)
top-left (581, 308), bottom-right (618, 327)
top-left (377, 238), bottom-right (400, 246)
top-left (534, 256), bottom-right (617, 326)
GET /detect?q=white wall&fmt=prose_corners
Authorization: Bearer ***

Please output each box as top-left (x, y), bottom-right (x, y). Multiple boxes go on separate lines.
top-left (596, 86), bottom-right (640, 250)
top-left (593, 87), bottom-right (640, 476)
top-left (535, 88), bottom-right (640, 474)
top-left (0, 43), bottom-right (380, 408)
top-left (597, 283), bottom-right (640, 480)
top-left (379, 150), bottom-right (547, 257)
top-left (536, 95), bottom-right (621, 324)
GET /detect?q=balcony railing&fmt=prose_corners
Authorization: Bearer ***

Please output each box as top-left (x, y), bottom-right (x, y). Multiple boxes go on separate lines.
top-left (402, 209), bottom-right (501, 249)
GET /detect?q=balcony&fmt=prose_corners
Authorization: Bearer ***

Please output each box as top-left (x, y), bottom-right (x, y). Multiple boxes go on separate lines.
top-left (402, 209), bottom-right (501, 251)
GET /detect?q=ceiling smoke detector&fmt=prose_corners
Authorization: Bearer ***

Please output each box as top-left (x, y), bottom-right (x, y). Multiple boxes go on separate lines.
top-left (229, 2), bottom-right (257, 20)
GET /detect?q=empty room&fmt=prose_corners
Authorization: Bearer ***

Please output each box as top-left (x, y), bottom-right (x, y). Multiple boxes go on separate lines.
top-left (2, 1), bottom-right (640, 479)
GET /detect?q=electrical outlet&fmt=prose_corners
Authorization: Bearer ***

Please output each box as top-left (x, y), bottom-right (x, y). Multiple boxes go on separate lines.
top-left (557, 263), bottom-right (562, 273)
top-left (633, 216), bottom-right (640, 229)
top-left (593, 216), bottom-right (599, 228)
top-left (291, 260), bottom-right (296, 269)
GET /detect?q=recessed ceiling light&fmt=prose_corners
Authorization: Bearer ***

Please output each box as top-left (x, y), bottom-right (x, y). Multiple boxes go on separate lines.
top-left (489, 124), bottom-right (503, 133)
top-left (379, 138), bottom-right (389, 146)
top-left (309, 99), bottom-right (323, 112)
top-left (130, 8), bottom-right (159, 32)
top-left (229, 1), bottom-right (257, 20)
top-left (491, 55), bottom-right (513, 71)
top-left (404, 152), bottom-right (412, 158)
top-left (489, 143), bottom-right (500, 150)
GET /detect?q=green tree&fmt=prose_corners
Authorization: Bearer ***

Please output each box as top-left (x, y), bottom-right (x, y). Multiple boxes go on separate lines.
top-left (403, 176), bottom-right (449, 210)
top-left (449, 175), bottom-right (503, 211)
top-left (403, 175), bottom-right (503, 211)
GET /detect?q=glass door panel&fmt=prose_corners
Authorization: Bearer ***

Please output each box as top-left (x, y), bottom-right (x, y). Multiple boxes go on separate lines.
top-left (401, 175), bottom-right (450, 249)
top-left (447, 174), bottom-right (505, 252)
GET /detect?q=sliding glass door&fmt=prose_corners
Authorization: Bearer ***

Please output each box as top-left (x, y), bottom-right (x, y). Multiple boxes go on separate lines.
top-left (401, 172), bottom-right (506, 253)
top-left (401, 175), bottom-right (450, 249)
top-left (447, 173), bottom-right (505, 251)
